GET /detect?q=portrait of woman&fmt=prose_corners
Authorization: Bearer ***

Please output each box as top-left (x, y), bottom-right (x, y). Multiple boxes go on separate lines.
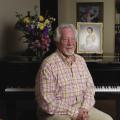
top-left (77, 22), bottom-right (103, 54)
top-left (85, 27), bottom-right (98, 50)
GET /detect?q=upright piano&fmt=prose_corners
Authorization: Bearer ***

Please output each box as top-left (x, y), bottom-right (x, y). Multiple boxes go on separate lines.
top-left (86, 56), bottom-right (120, 120)
top-left (0, 56), bottom-right (120, 120)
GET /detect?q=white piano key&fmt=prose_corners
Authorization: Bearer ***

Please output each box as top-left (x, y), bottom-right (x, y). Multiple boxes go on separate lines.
top-left (5, 88), bottom-right (35, 92)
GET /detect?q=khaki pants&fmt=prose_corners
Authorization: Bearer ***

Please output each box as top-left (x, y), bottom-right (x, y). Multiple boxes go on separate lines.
top-left (37, 102), bottom-right (113, 120)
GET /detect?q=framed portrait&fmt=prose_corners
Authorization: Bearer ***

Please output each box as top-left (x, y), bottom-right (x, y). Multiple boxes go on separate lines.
top-left (77, 22), bottom-right (103, 54)
top-left (76, 2), bottom-right (103, 22)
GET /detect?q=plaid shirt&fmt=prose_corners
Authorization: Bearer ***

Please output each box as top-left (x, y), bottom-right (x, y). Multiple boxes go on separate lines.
top-left (35, 50), bottom-right (95, 119)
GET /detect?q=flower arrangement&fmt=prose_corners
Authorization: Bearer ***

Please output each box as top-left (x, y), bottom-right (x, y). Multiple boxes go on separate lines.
top-left (15, 6), bottom-right (56, 59)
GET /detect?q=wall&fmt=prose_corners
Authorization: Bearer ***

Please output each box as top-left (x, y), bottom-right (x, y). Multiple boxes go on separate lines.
top-left (58, 0), bottom-right (76, 24)
top-left (0, 0), bottom-right (40, 57)
top-left (103, 0), bottom-right (115, 55)
top-left (58, 0), bottom-right (115, 55)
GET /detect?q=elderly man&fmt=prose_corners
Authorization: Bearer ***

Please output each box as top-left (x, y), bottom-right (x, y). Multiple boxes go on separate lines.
top-left (35, 24), bottom-right (113, 120)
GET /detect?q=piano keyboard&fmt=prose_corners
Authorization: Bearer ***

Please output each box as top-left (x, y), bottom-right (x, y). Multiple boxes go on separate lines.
top-left (5, 87), bottom-right (120, 93)
top-left (95, 86), bottom-right (120, 92)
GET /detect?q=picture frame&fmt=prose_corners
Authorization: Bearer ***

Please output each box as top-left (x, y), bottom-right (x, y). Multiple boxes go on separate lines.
top-left (76, 2), bottom-right (103, 22)
top-left (77, 22), bottom-right (103, 54)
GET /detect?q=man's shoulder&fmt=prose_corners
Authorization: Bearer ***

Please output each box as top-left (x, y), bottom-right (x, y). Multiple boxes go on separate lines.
top-left (42, 51), bottom-right (59, 66)
top-left (75, 54), bottom-right (85, 61)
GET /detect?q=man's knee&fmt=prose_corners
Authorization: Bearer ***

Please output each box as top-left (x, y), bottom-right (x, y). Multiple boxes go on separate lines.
top-left (89, 107), bottom-right (113, 120)
top-left (104, 114), bottom-right (113, 120)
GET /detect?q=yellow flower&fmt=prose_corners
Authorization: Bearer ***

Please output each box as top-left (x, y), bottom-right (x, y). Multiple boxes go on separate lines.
top-left (23, 17), bottom-right (30, 24)
top-left (39, 16), bottom-right (44, 22)
top-left (53, 18), bottom-right (56, 21)
top-left (39, 23), bottom-right (45, 30)
top-left (44, 19), bottom-right (50, 25)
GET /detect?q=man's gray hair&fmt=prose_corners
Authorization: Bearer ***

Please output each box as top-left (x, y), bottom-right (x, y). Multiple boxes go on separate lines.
top-left (54, 24), bottom-right (78, 42)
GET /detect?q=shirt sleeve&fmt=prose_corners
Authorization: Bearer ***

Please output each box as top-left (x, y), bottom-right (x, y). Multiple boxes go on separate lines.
top-left (35, 61), bottom-right (79, 119)
top-left (80, 58), bottom-right (95, 110)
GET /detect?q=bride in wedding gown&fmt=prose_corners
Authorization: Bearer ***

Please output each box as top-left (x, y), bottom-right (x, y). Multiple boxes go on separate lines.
top-left (84, 27), bottom-right (98, 51)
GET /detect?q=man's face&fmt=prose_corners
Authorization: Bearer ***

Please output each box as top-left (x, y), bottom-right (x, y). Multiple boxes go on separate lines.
top-left (58, 27), bottom-right (76, 56)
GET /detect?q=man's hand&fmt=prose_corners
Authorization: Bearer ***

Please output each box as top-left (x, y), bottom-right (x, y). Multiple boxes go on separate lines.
top-left (76, 108), bottom-right (89, 120)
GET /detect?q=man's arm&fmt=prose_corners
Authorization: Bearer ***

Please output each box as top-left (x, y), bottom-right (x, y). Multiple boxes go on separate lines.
top-left (80, 58), bottom-right (95, 111)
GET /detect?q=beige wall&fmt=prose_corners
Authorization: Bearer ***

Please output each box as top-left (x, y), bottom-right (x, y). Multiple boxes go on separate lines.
top-left (58, 0), bottom-right (76, 24)
top-left (58, 0), bottom-right (115, 55)
top-left (0, 0), bottom-right (40, 57)
top-left (103, 0), bottom-right (115, 55)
